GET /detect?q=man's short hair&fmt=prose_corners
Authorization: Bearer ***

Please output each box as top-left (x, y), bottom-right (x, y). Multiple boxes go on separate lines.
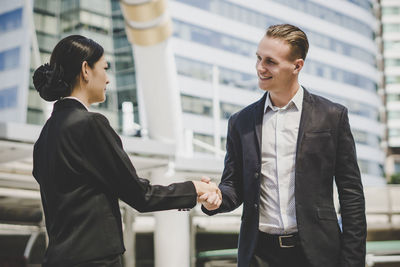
top-left (266, 24), bottom-right (309, 61)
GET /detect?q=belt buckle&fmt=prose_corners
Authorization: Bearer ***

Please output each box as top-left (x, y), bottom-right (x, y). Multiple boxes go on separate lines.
top-left (279, 234), bottom-right (295, 248)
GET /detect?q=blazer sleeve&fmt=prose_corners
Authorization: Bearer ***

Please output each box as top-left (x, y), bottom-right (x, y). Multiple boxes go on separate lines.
top-left (334, 107), bottom-right (367, 267)
top-left (202, 114), bottom-right (243, 215)
top-left (82, 113), bottom-right (197, 212)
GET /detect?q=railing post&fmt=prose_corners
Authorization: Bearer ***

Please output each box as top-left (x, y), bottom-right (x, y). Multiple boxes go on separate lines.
top-left (387, 186), bottom-right (392, 224)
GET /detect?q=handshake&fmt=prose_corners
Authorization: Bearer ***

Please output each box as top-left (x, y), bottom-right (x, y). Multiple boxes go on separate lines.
top-left (192, 177), bottom-right (222, 211)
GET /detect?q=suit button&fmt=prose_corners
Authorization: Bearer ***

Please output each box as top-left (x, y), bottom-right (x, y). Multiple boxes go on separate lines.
top-left (254, 203), bottom-right (258, 209)
top-left (254, 173), bottom-right (259, 179)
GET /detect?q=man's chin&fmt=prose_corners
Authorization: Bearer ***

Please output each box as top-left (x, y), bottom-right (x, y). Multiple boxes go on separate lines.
top-left (258, 83), bottom-right (271, 92)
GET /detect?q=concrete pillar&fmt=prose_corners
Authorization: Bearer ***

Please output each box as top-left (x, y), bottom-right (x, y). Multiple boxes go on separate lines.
top-left (152, 166), bottom-right (191, 267)
top-left (119, 1), bottom-right (191, 266)
top-left (123, 206), bottom-right (136, 267)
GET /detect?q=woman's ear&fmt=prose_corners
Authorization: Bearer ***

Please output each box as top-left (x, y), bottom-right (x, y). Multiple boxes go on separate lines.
top-left (81, 61), bottom-right (89, 82)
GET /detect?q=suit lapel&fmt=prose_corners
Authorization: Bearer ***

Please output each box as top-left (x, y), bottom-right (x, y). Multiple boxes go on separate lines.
top-left (296, 88), bottom-right (314, 154)
top-left (254, 92), bottom-right (268, 158)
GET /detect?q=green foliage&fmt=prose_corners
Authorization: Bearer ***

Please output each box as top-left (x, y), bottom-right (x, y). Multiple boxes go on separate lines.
top-left (389, 173), bottom-right (400, 184)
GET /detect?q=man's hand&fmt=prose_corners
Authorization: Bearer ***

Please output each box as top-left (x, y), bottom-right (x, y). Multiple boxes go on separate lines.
top-left (193, 176), bottom-right (222, 211)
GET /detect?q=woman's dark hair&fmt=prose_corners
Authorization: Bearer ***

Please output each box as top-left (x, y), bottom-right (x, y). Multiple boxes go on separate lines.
top-left (33, 35), bottom-right (104, 101)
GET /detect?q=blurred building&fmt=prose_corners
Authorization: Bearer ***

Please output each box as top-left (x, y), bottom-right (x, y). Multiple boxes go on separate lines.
top-left (169, 0), bottom-right (384, 186)
top-left (0, 0), bottom-right (385, 185)
top-left (0, 0), bottom-right (387, 266)
top-left (382, 0), bottom-right (400, 177)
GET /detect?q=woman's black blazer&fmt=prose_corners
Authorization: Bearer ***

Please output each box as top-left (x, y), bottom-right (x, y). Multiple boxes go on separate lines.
top-left (33, 98), bottom-right (197, 266)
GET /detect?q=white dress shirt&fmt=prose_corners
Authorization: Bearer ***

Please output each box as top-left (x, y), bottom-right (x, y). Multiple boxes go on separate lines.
top-left (259, 86), bottom-right (303, 234)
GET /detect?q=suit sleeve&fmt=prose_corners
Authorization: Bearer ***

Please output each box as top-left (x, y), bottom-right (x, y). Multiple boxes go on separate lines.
top-left (82, 113), bottom-right (197, 212)
top-left (334, 107), bottom-right (367, 267)
top-left (202, 114), bottom-right (243, 215)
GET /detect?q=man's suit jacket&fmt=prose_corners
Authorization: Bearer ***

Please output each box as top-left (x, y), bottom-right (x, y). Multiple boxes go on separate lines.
top-left (33, 99), bottom-right (197, 267)
top-left (203, 88), bottom-right (366, 267)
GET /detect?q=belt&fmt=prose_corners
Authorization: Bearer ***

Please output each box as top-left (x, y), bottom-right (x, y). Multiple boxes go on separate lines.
top-left (258, 231), bottom-right (299, 248)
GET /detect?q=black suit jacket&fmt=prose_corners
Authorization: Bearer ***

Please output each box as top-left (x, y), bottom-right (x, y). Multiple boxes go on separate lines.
top-left (203, 88), bottom-right (366, 267)
top-left (33, 98), bottom-right (197, 266)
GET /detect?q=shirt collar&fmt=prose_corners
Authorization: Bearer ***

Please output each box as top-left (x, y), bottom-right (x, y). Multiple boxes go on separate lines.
top-left (63, 96), bottom-right (89, 111)
top-left (264, 85), bottom-right (303, 113)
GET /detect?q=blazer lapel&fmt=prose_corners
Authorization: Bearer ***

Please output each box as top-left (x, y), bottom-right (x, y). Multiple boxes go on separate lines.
top-left (254, 92), bottom-right (268, 158)
top-left (296, 88), bottom-right (314, 154)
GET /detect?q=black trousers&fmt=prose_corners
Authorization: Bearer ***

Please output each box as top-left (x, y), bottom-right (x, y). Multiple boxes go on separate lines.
top-left (251, 231), bottom-right (309, 267)
top-left (74, 254), bottom-right (122, 267)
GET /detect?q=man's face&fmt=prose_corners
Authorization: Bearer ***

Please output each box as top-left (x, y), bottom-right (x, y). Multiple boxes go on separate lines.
top-left (256, 36), bottom-right (300, 93)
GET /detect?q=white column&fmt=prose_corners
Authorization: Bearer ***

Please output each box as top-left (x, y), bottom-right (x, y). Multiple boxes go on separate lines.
top-left (122, 206), bottom-right (136, 267)
top-left (132, 37), bottom-right (189, 267)
top-left (151, 165), bottom-right (191, 267)
top-left (132, 40), bottom-right (184, 153)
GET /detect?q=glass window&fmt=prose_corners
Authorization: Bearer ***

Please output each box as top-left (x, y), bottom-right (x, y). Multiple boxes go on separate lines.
top-left (389, 129), bottom-right (400, 138)
top-left (388, 111), bottom-right (400, 120)
top-left (0, 8), bottom-right (22, 33)
top-left (27, 106), bottom-right (45, 125)
top-left (352, 129), bottom-right (380, 147)
top-left (174, 18), bottom-right (375, 67)
top-left (346, 0), bottom-right (371, 11)
top-left (0, 47), bottom-right (20, 71)
top-left (303, 60), bottom-right (376, 92)
top-left (383, 23), bottom-right (400, 33)
top-left (387, 93), bottom-right (400, 102)
top-left (193, 133), bottom-right (214, 153)
top-left (81, 0), bottom-right (111, 16)
top-left (36, 0), bottom-right (60, 14)
top-left (313, 89), bottom-right (379, 120)
top-left (220, 102), bottom-right (243, 119)
top-left (175, 56), bottom-right (258, 91)
top-left (175, 56), bottom-right (213, 82)
top-left (0, 86), bottom-right (18, 109)
top-left (384, 41), bottom-right (400, 51)
top-left (382, 6), bottom-right (400, 15)
top-left (36, 32), bottom-right (59, 52)
top-left (176, 0), bottom-right (373, 38)
top-left (384, 59), bottom-right (400, 68)
top-left (386, 76), bottom-right (400, 85)
top-left (358, 159), bottom-right (384, 176)
top-left (34, 13), bottom-right (58, 35)
top-left (116, 72), bottom-right (135, 87)
top-left (173, 20), bottom-right (257, 58)
top-left (181, 94), bottom-right (213, 117)
top-left (219, 67), bottom-right (257, 91)
top-left (115, 53), bottom-right (134, 71)
top-left (40, 52), bottom-right (51, 65)
top-left (80, 10), bottom-right (110, 34)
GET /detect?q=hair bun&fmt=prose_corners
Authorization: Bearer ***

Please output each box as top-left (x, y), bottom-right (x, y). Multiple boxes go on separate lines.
top-left (33, 63), bottom-right (71, 101)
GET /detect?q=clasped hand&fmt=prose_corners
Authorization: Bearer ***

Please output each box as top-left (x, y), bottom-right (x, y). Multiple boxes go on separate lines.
top-left (192, 176), bottom-right (222, 210)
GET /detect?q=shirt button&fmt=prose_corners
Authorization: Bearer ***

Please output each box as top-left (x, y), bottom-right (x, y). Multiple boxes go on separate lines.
top-left (254, 173), bottom-right (259, 179)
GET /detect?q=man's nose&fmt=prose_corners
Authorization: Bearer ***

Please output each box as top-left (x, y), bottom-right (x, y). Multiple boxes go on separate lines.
top-left (256, 61), bottom-right (265, 72)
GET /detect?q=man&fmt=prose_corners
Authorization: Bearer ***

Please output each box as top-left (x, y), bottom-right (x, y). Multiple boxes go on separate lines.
top-left (201, 24), bottom-right (366, 267)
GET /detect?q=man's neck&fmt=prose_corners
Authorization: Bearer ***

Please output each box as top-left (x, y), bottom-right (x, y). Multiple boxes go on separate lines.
top-left (268, 83), bottom-right (300, 108)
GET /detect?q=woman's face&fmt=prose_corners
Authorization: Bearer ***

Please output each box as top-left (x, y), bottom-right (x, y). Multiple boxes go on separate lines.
top-left (86, 55), bottom-right (109, 104)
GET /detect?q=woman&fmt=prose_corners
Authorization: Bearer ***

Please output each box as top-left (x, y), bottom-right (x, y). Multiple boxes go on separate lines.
top-left (32, 35), bottom-right (220, 267)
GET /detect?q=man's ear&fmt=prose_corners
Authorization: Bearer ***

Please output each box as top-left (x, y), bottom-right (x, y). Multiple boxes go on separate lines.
top-left (293, 58), bottom-right (304, 74)
top-left (81, 61), bottom-right (89, 82)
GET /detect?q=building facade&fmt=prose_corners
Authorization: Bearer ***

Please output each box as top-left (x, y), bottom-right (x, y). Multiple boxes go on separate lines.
top-left (0, 0), bottom-right (386, 266)
top-left (169, 0), bottom-right (384, 186)
top-left (0, 0), bottom-right (384, 185)
top-left (382, 0), bottom-right (400, 177)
